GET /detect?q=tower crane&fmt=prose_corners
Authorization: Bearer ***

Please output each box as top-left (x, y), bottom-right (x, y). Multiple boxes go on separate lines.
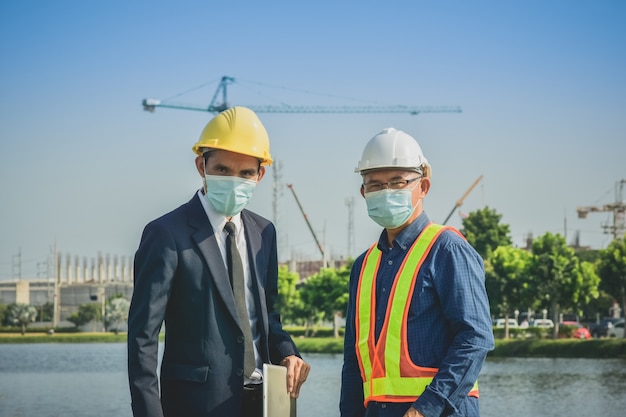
top-left (442, 175), bottom-right (483, 225)
top-left (142, 75), bottom-right (462, 115)
top-left (577, 179), bottom-right (626, 241)
top-left (144, 76), bottom-right (463, 268)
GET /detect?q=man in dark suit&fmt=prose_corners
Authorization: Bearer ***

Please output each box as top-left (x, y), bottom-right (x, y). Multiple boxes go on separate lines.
top-left (128, 106), bottom-right (310, 417)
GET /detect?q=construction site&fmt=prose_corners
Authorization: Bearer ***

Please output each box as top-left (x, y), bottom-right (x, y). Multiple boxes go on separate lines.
top-left (2, 77), bottom-right (624, 326)
top-left (3, 177), bottom-right (623, 326)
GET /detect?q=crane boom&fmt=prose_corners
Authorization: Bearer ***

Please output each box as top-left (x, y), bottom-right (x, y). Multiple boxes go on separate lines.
top-left (142, 100), bottom-right (462, 115)
top-left (142, 75), bottom-right (462, 115)
top-left (442, 175), bottom-right (483, 225)
top-left (287, 183), bottom-right (325, 259)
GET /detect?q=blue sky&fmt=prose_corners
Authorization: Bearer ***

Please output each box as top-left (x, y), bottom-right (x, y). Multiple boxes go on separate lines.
top-left (1, 1), bottom-right (625, 280)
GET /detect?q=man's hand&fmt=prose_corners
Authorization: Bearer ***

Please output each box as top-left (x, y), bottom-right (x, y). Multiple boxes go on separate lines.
top-left (404, 406), bottom-right (425, 417)
top-left (280, 355), bottom-right (311, 398)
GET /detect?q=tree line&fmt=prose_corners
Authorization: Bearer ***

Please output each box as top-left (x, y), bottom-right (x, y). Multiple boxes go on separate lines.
top-left (0, 294), bottom-right (129, 335)
top-left (275, 207), bottom-right (626, 340)
top-left (3, 207), bottom-right (625, 339)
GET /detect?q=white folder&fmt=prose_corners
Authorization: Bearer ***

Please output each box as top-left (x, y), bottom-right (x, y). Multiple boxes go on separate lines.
top-left (263, 363), bottom-right (297, 417)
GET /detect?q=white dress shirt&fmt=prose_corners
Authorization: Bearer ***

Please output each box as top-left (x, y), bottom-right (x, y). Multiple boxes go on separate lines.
top-left (197, 190), bottom-right (263, 383)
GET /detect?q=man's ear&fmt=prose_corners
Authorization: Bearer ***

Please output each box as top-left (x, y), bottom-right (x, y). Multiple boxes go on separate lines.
top-left (257, 166), bottom-right (266, 182)
top-left (419, 177), bottom-right (431, 197)
top-left (195, 156), bottom-right (205, 177)
top-left (360, 184), bottom-right (365, 198)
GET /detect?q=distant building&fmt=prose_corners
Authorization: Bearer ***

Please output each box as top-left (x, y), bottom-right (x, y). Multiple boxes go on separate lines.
top-left (0, 278), bottom-right (133, 323)
top-left (281, 258), bottom-right (351, 281)
top-left (0, 255), bottom-right (349, 323)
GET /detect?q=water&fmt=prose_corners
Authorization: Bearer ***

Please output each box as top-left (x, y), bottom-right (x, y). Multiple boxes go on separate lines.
top-left (1, 343), bottom-right (625, 417)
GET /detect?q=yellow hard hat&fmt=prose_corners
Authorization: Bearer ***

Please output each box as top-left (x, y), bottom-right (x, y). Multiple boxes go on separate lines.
top-left (192, 106), bottom-right (273, 166)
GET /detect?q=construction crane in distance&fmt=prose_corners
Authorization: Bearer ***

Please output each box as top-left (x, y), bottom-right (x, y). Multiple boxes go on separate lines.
top-left (577, 179), bottom-right (626, 241)
top-left (142, 75), bottom-right (462, 115)
top-left (286, 183), bottom-right (326, 265)
top-left (442, 175), bottom-right (483, 225)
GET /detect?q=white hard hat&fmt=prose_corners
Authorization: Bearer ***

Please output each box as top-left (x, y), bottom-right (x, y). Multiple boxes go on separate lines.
top-left (355, 128), bottom-right (431, 177)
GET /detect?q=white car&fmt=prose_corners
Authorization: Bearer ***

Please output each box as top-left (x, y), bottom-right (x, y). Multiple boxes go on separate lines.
top-left (532, 319), bottom-right (555, 328)
top-left (494, 318), bottom-right (518, 328)
top-left (607, 319), bottom-right (624, 338)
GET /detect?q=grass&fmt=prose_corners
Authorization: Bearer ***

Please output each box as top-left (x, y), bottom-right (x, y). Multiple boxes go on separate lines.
top-left (0, 332), bottom-right (128, 343)
top-left (1, 331), bottom-right (625, 359)
top-left (491, 338), bottom-right (626, 359)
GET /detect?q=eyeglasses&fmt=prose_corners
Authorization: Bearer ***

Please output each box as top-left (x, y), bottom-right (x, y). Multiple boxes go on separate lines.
top-left (363, 177), bottom-right (421, 193)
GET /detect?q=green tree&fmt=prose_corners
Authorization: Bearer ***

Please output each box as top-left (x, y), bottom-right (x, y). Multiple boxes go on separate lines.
top-left (103, 293), bottom-right (127, 331)
top-left (0, 303), bottom-right (8, 326)
top-left (597, 234), bottom-right (626, 338)
top-left (461, 207), bottom-right (512, 259)
top-left (37, 302), bottom-right (54, 322)
top-left (583, 290), bottom-right (617, 322)
top-left (67, 303), bottom-right (102, 328)
top-left (8, 303), bottom-right (38, 335)
top-left (486, 246), bottom-right (532, 338)
top-left (575, 248), bottom-right (601, 264)
top-left (577, 261), bottom-right (601, 314)
top-left (105, 297), bottom-right (130, 334)
top-left (300, 266), bottom-right (350, 338)
top-left (276, 265), bottom-right (301, 325)
top-left (527, 233), bottom-right (591, 338)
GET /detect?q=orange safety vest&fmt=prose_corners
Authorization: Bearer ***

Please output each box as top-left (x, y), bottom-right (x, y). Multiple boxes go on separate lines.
top-left (355, 223), bottom-right (479, 407)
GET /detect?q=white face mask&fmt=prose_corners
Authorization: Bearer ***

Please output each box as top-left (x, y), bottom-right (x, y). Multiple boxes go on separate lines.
top-left (364, 189), bottom-right (419, 229)
top-left (204, 174), bottom-right (257, 217)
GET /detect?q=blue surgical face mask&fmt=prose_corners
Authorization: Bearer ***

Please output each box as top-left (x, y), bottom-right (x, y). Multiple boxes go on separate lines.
top-left (204, 174), bottom-right (257, 217)
top-left (364, 189), bottom-right (418, 229)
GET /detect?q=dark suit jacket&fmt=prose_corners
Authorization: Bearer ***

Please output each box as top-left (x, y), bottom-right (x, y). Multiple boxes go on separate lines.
top-left (128, 194), bottom-right (300, 417)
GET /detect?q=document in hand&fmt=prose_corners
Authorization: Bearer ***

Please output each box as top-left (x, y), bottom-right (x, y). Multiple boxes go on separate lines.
top-left (263, 363), bottom-right (296, 417)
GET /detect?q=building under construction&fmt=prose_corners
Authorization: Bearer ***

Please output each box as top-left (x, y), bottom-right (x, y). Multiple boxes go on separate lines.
top-left (0, 252), bottom-right (134, 326)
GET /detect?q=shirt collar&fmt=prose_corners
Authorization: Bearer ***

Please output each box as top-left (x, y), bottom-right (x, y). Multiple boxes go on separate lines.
top-left (377, 212), bottom-right (431, 252)
top-left (196, 189), bottom-right (243, 233)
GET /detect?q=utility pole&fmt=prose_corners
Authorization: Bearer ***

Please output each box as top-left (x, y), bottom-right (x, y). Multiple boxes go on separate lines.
top-left (12, 248), bottom-right (22, 280)
top-left (100, 286), bottom-right (106, 333)
top-left (345, 196), bottom-right (355, 258)
top-left (52, 243), bottom-right (60, 328)
top-left (272, 160), bottom-right (286, 261)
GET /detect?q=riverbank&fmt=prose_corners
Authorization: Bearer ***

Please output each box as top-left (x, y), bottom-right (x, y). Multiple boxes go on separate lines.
top-left (289, 337), bottom-right (626, 358)
top-left (1, 332), bottom-right (625, 358)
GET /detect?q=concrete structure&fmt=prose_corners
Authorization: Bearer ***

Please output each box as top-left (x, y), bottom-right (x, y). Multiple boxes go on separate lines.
top-left (282, 258), bottom-right (351, 281)
top-left (0, 279), bottom-right (133, 323)
top-left (0, 252), bottom-right (348, 325)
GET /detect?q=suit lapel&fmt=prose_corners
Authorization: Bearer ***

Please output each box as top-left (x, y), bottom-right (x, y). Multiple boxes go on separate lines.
top-left (187, 195), bottom-right (239, 324)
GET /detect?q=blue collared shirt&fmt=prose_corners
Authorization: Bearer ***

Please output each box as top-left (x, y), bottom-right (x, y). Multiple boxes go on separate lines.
top-left (340, 213), bottom-right (494, 417)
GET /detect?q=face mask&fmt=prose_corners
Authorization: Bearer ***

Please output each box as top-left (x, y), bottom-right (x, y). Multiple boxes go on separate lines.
top-left (364, 189), bottom-right (418, 229)
top-left (204, 174), bottom-right (257, 217)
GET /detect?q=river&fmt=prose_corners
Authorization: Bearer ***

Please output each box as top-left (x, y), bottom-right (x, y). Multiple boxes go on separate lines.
top-left (0, 343), bottom-right (625, 417)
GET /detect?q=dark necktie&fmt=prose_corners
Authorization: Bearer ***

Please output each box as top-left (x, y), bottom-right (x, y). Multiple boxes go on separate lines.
top-left (224, 221), bottom-right (256, 378)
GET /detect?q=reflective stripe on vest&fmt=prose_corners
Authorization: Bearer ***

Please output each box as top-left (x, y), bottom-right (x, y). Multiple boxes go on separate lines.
top-left (355, 223), bottom-right (479, 406)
